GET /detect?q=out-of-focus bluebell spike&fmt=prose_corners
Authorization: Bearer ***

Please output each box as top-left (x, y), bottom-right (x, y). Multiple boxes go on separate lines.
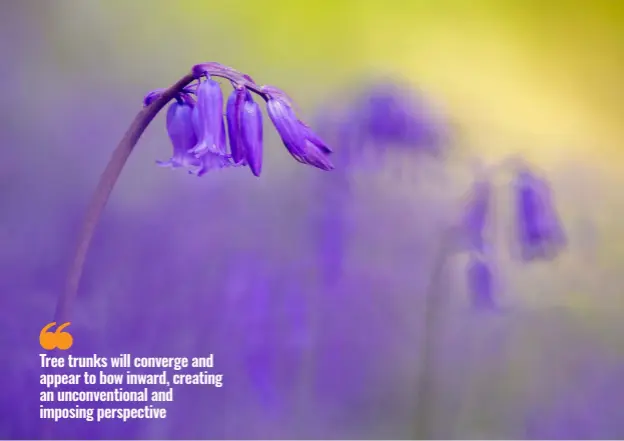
top-left (466, 253), bottom-right (497, 310)
top-left (459, 163), bottom-right (493, 253)
top-left (313, 80), bottom-right (450, 170)
top-left (512, 162), bottom-right (567, 262)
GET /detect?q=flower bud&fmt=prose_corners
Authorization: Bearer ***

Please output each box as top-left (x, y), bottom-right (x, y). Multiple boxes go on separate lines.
top-left (266, 98), bottom-right (307, 159)
top-left (143, 89), bottom-right (165, 107)
top-left (267, 98), bottom-right (334, 171)
top-left (240, 92), bottom-right (263, 177)
top-left (226, 87), bottom-right (247, 164)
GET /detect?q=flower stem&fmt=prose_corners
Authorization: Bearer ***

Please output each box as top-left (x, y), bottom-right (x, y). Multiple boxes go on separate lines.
top-left (413, 229), bottom-right (455, 439)
top-left (54, 72), bottom-right (195, 324)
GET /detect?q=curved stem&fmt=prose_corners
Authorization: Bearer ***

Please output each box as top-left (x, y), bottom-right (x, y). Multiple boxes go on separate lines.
top-left (413, 228), bottom-right (456, 439)
top-left (54, 72), bottom-right (195, 324)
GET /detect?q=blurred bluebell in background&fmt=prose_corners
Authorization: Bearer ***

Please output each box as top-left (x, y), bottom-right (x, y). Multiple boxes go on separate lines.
top-left (512, 163), bottom-right (567, 262)
top-left (466, 254), bottom-right (496, 310)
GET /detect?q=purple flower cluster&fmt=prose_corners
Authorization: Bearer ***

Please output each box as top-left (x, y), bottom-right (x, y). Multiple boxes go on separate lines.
top-left (144, 62), bottom-right (333, 177)
top-left (315, 81), bottom-right (450, 166)
top-left (460, 173), bottom-right (496, 309)
top-left (352, 82), bottom-right (447, 149)
top-left (459, 160), bottom-right (567, 309)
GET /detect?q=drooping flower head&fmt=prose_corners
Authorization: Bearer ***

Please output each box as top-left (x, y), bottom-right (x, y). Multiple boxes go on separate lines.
top-left (58, 61), bottom-right (337, 348)
top-left (512, 163), bottom-right (567, 262)
top-left (143, 62), bottom-right (333, 178)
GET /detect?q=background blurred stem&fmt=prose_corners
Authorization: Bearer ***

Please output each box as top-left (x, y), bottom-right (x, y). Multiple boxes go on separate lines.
top-left (55, 73), bottom-right (194, 324)
top-left (295, 280), bottom-right (320, 434)
top-left (413, 228), bottom-right (456, 439)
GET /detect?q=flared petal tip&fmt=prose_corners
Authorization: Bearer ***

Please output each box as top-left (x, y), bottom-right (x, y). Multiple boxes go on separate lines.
top-left (155, 159), bottom-right (176, 168)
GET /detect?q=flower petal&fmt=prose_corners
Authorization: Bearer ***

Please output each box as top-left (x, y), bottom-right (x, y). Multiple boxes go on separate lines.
top-left (240, 93), bottom-right (263, 177)
top-left (190, 78), bottom-right (226, 156)
top-left (226, 87), bottom-right (247, 165)
top-left (266, 98), bottom-right (307, 158)
top-left (158, 101), bottom-right (200, 170)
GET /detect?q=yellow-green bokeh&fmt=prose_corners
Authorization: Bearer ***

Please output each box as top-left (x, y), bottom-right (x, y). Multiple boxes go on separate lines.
top-left (48, 0), bottom-right (623, 168)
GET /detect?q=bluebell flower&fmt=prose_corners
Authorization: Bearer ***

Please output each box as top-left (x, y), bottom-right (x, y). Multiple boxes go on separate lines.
top-left (311, 81), bottom-right (449, 172)
top-left (240, 90), bottom-right (263, 177)
top-left (57, 61), bottom-right (338, 377)
top-left (513, 166), bottom-right (567, 261)
top-left (351, 82), bottom-right (447, 150)
top-left (226, 86), bottom-right (247, 165)
top-left (266, 97), bottom-right (333, 171)
top-left (460, 176), bottom-right (492, 253)
top-left (360, 83), bottom-right (413, 143)
top-left (189, 77), bottom-right (227, 157)
top-left (156, 101), bottom-right (202, 170)
top-left (466, 253), bottom-right (496, 309)
top-left (191, 83), bottom-right (233, 176)
top-left (144, 62), bottom-right (334, 176)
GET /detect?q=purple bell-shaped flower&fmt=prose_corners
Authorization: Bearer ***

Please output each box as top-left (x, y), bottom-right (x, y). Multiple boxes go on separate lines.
top-left (466, 253), bottom-right (497, 310)
top-left (189, 77), bottom-right (227, 157)
top-left (240, 90), bottom-right (264, 177)
top-left (460, 174), bottom-right (493, 253)
top-left (266, 97), bottom-right (334, 171)
top-left (513, 166), bottom-right (567, 262)
top-left (225, 86), bottom-right (247, 165)
top-left (156, 100), bottom-right (201, 170)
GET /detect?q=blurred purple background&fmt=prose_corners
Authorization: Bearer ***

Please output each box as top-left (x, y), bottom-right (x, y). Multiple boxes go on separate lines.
top-left (2, 0), bottom-right (624, 439)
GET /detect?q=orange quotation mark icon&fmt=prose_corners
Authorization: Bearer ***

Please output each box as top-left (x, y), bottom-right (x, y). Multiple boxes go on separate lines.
top-left (40, 322), bottom-right (73, 350)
